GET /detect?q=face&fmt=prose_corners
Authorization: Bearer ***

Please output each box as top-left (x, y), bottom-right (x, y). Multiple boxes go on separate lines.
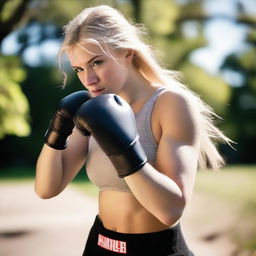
top-left (66, 42), bottom-right (132, 97)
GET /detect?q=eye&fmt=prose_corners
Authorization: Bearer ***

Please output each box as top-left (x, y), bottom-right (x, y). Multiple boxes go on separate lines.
top-left (73, 67), bottom-right (83, 73)
top-left (92, 60), bottom-right (103, 68)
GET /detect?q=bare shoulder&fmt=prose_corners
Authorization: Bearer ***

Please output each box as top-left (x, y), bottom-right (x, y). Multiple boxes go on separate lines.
top-left (153, 88), bottom-right (201, 145)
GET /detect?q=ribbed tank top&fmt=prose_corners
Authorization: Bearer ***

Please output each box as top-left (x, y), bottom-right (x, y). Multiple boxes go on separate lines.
top-left (86, 87), bottom-right (167, 192)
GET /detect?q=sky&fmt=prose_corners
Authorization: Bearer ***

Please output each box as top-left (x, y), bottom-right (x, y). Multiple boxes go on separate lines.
top-left (190, 0), bottom-right (250, 75)
top-left (190, 19), bottom-right (248, 74)
top-left (1, 0), bottom-right (254, 80)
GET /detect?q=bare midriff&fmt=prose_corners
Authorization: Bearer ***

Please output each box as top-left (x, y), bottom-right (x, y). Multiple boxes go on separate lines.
top-left (98, 190), bottom-right (169, 234)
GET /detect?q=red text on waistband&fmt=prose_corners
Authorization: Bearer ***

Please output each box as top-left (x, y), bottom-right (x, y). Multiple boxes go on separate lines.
top-left (98, 234), bottom-right (127, 254)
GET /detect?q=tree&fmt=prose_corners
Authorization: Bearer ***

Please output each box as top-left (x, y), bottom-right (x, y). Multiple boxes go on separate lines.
top-left (0, 0), bottom-right (32, 44)
top-left (0, 0), bottom-right (33, 139)
top-left (221, 45), bottom-right (256, 163)
top-left (1, 0), bottom-right (255, 166)
top-left (0, 55), bottom-right (30, 138)
top-left (138, 0), bottom-right (231, 117)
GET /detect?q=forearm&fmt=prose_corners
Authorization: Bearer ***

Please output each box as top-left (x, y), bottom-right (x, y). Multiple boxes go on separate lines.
top-left (35, 144), bottom-right (64, 198)
top-left (124, 163), bottom-right (185, 227)
top-left (35, 91), bottom-right (91, 198)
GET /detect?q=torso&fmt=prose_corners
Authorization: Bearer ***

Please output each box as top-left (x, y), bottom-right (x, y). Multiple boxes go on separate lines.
top-left (98, 190), bottom-right (168, 233)
top-left (87, 86), bottom-right (170, 233)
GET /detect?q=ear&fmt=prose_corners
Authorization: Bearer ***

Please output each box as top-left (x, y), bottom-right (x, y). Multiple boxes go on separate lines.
top-left (125, 49), bottom-right (134, 63)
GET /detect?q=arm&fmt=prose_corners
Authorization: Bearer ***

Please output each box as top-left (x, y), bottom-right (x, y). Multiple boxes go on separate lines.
top-left (35, 91), bottom-right (92, 199)
top-left (125, 92), bottom-right (200, 226)
top-left (35, 128), bottom-right (88, 198)
top-left (74, 92), bottom-right (200, 226)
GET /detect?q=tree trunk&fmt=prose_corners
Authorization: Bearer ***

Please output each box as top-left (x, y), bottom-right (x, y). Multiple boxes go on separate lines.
top-left (0, 0), bottom-right (31, 44)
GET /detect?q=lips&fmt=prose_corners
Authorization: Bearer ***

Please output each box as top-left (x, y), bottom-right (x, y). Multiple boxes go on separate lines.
top-left (91, 88), bottom-right (105, 96)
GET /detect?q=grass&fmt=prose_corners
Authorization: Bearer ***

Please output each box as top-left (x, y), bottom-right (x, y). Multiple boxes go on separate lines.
top-left (0, 166), bottom-right (99, 196)
top-left (0, 166), bottom-right (36, 182)
top-left (195, 165), bottom-right (256, 214)
top-left (1, 165), bottom-right (255, 204)
top-left (1, 164), bottom-right (256, 251)
top-left (1, 165), bottom-right (255, 201)
top-left (195, 165), bottom-right (256, 252)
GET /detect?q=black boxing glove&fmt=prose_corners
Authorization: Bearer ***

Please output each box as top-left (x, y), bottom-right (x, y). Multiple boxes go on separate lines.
top-left (45, 91), bottom-right (92, 150)
top-left (74, 94), bottom-right (147, 178)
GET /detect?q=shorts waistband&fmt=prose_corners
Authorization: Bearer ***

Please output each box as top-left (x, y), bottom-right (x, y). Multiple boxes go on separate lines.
top-left (93, 215), bottom-right (179, 247)
top-left (84, 215), bottom-right (193, 255)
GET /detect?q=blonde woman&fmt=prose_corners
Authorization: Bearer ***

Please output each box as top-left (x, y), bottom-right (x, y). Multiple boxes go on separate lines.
top-left (35, 5), bottom-right (230, 256)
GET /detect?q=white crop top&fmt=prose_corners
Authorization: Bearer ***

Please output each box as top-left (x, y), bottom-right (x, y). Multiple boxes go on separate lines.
top-left (85, 87), bottom-right (167, 192)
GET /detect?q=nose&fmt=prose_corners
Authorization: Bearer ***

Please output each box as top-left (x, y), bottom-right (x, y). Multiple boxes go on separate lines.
top-left (81, 69), bottom-right (98, 87)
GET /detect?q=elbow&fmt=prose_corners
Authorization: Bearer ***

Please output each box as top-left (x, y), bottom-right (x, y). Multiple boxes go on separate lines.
top-left (34, 185), bottom-right (59, 199)
top-left (159, 208), bottom-right (184, 227)
top-left (159, 200), bottom-right (186, 227)
top-left (35, 192), bottom-right (55, 199)
top-left (35, 190), bottom-right (57, 199)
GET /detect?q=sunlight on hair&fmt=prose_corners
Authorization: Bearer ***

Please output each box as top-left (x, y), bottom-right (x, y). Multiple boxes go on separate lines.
top-left (57, 5), bottom-right (233, 169)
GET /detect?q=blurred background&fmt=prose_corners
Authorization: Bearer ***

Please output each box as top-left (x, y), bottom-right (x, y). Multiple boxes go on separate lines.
top-left (0, 0), bottom-right (255, 255)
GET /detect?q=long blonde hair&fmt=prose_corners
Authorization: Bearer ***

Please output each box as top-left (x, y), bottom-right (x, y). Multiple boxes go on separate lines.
top-left (59, 5), bottom-right (232, 169)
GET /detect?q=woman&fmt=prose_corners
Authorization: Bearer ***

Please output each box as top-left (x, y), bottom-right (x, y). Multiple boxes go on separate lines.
top-left (35, 5), bottom-right (231, 256)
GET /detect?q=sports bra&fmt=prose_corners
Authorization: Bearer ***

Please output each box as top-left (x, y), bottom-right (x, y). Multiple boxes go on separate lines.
top-left (85, 87), bottom-right (167, 192)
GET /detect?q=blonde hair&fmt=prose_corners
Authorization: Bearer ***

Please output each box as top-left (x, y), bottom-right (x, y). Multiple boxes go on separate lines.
top-left (59, 5), bottom-right (232, 169)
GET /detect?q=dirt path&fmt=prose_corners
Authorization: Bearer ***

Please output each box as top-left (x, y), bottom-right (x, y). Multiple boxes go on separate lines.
top-left (0, 182), bottom-right (238, 256)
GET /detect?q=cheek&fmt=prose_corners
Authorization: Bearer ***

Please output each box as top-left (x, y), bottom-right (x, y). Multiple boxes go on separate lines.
top-left (77, 73), bottom-right (86, 86)
top-left (102, 64), bottom-right (128, 84)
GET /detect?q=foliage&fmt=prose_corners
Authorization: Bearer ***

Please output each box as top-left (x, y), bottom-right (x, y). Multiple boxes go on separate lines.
top-left (0, 0), bottom-right (32, 139)
top-left (0, 0), bottom-right (255, 166)
top-left (181, 62), bottom-right (231, 115)
top-left (220, 33), bottom-right (256, 163)
top-left (142, 0), bottom-right (178, 35)
top-left (0, 0), bottom-right (32, 43)
top-left (0, 64), bottom-right (82, 166)
top-left (0, 55), bottom-right (30, 138)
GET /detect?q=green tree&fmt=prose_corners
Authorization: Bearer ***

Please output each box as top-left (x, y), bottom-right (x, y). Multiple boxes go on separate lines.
top-left (0, 0), bottom-right (32, 139)
top-left (221, 44), bottom-right (256, 163)
top-left (0, 0), bottom-right (31, 43)
top-left (138, 0), bottom-right (231, 117)
top-left (1, 0), bottom-right (255, 166)
top-left (0, 55), bottom-right (30, 138)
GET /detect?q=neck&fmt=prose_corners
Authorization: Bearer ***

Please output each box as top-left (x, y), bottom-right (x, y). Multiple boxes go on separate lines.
top-left (118, 67), bottom-right (156, 106)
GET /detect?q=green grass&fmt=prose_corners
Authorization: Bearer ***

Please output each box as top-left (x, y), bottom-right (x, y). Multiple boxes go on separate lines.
top-left (195, 165), bottom-right (256, 252)
top-left (1, 164), bottom-right (256, 251)
top-left (1, 165), bottom-right (255, 205)
top-left (195, 165), bottom-right (256, 214)
top-left (1, 164), bottom-right (255, 215)
top-left (1, 165), bottom-right (255, 208)
top-left (0, 166), bottom-right (35, 182)
top-left (0, 166), bottom-right (99, 196)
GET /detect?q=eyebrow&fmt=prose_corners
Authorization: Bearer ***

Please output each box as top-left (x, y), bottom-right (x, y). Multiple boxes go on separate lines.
top-left (71, 55), bottom-right (102, 69)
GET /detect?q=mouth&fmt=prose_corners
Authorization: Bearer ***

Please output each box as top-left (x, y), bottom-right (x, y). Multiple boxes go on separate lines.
top-left (91, 88), bottom-right (105, 96)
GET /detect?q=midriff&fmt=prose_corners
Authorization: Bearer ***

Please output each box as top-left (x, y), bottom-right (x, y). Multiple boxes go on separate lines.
top-left (98, 190), bottom-right (169, 234)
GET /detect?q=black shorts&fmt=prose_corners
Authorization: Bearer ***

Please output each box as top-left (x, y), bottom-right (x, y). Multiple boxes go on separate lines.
top-left (82, 215), bottom-right (195, 256)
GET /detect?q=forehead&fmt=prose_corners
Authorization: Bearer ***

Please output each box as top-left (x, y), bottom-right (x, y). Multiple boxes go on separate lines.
top-left (66, 42), bottom-right (106, 64)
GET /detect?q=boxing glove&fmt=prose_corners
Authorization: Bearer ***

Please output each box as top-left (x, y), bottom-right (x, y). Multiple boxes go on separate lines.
top-left (74, 94), bottom-right (147, 178)
top-left (45, 91), bottom-right (92, 150)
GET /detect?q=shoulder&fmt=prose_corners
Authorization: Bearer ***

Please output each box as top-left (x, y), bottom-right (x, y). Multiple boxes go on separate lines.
top-left (153, 87), bottom-right (201, 145)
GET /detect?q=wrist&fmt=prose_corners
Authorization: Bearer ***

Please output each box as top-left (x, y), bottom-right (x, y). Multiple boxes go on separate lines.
top-left (109, 139), bottom-right (147, 178)
top-left (44, 128), bottom-right (69, 150)
top-left (44, 113), bottom-right (74, 150)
